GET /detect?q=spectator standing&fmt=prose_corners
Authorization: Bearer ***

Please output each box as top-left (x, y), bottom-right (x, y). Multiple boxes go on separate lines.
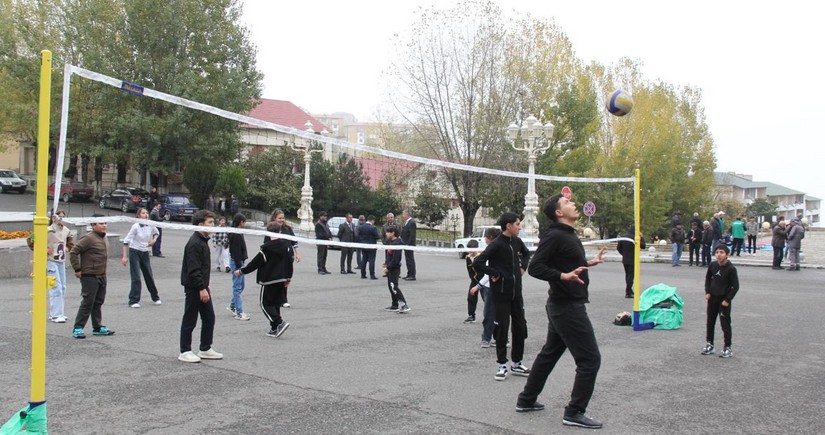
top-left (381, 212), bottom-right (396, 245)
top-left (228, 213), bottom-right (249, 320)
top-left (771, 220), bottom-right (787, 270)
top-left (786, 218), bottom-right (804, 271)
top-left (178, 210), bottom-right (223, 363)
top-left (358, 215), bottom-right (380, 280)
top-left (122, 208), bottom-right (162, 308)
top-left (47, 210), bottom-right (73, 323)
top-left (354, 215), bottom-right (366, 269)
top-left (730, 215), bottom-right (746, 256)
top-left (149, 202), bottom-right (165, 258)
top-left (670, 223), bottom-right (685, 266)
top-left (745, 216), bottom-right (759, 255)
top-left (701, 221), bottom-right (714, 267)
top-left (315, 211), bottom-right (332, 275)
top-left (338, 213), bottom-right (357, 274)
top-left (401, 209), bottom-right (417, 281)
top-left (230, 194), bottom-right (240, 215)
top-left (205, 195), bottom-right (215, 212)
top-left (687, 221), bottom-right (702, 266)
top-left (69, 214), bottom-right (115, 339)
top-left (148, 186), bottom-right (160, 210)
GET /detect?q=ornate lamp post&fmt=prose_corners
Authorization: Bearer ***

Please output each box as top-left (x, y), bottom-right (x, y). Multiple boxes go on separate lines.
top-left (291, 120), bottom-right (327, 232)
top-left (506, 115), bottom-right (554, 243)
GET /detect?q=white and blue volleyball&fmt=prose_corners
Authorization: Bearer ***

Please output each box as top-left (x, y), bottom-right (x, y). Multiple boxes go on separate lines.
top-left (607, 89), bottom-right (633, 117)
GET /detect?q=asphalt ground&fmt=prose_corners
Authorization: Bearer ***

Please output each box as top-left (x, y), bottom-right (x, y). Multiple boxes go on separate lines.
top-left (1, 220), bottom-right (824, 434)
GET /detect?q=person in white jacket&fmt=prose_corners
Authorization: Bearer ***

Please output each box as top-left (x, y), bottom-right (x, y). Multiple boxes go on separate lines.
top-left (122, 208), bottom-right (161, 308)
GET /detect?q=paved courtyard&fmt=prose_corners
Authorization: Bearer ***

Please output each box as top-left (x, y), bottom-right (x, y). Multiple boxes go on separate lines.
top-left (1, 222), bottom-right (824, 434)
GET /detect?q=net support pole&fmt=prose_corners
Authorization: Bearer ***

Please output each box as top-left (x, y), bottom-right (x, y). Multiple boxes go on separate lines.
top-left (632, 168), bottom-right (648, 331)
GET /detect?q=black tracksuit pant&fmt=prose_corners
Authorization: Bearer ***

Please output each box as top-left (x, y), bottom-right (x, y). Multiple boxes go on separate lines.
top-left (518, 302), bottom-right (601, 416)
top-left (260, 283), bottom-right (286, 329)
top-left (180, 287), bottom-right (215, 353)
top-left (494, 295), bottom-right (527, 365)
top-left (706, 295), bottom-right (732, 347)
top-left (386, 267), bottom-right (406, 306)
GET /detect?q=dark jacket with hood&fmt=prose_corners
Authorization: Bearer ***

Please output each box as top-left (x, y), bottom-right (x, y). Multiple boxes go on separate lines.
top-left (240, 238), bottom-right (294, 285)
top-left (528, 222), bottom-right (589, 304)
top-left (228, 214), bottom-right (248, 266)
top-left (472, 233), bottom-right (530, 302)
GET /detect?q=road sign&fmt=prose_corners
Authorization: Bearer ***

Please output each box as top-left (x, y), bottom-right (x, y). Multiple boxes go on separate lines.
top-left (583, 201), bottom-right (596, 217)
top-left (561, 186), bottom-right (572, 200)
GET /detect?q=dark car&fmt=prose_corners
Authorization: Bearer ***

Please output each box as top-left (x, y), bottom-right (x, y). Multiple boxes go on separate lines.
top-left (48, 181), bottom-right (94, 203)
top-left (98, 187), bottom-right (149, 213)
top-left (158, 194), bottom-right (199, 221)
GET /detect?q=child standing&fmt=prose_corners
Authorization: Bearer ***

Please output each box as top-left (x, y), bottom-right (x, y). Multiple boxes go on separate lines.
top-left (382, 226), bottom-right (410, 313)
top-left (228, 213), bottom-right (249, 320)
top-left (701, 244), bottom-right (740, 358)
top-left (236, 223), bottom-right (293, 337)
top-left (213, 216), bottom-right (230, 273)
top-left (464, 239), bottom-right (481, 323)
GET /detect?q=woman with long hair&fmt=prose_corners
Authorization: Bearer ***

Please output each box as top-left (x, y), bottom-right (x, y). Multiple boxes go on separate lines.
top-left (122, 207), bottom-right (161, 308)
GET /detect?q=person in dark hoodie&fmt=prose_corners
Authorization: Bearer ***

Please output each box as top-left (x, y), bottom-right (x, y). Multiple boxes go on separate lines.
top-left (701, 244), bottom-right (739, 358)
top-left (515, 194), bottom-right (606, 430)
top-left (382, 225), bottom-right (410, 313)
top-left (616, 226), bottom-right (645, 298)
top-left (472, 212), bottom-right (531, 382)
top-left (227, 213), bottom-right (249, 320)
top-left (235, 222), bottom-right (293, 338)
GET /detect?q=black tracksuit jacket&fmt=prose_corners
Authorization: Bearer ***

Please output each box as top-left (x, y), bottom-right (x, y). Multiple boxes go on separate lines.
top-left (528, 223), bottom-right (590, 304)
top-left (472, 234), bottom-right (530, 302)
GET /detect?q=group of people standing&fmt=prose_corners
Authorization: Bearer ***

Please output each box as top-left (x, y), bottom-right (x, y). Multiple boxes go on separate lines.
top-left (770, 216), bottom-right (806, 270)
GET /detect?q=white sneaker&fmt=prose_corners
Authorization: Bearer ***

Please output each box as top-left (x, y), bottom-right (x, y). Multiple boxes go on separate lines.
top-left (130, 303), bottom-right (140, 308)
top-left (178, 351), bottom-right (201, 363)
top-left (282, 303), bottom-right (291, 308)
top-left (153, 300), bottom-right (162, 305)
top-left (196, 348), bottom-right (223, 360)
top-left (54, 316), bottom-right (67, 323)
top-left (234, 312), bottom-right (250, 321)
top-left (226, 305), bottom-right (236, 315)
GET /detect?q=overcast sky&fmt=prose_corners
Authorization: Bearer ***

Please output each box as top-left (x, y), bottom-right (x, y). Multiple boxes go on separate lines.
top-left (241, 0), bottom-right (824, 201)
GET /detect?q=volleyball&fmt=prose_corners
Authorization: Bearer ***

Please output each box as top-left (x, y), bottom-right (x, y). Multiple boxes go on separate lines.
top-left (607, 89), bottom-right (633, 116)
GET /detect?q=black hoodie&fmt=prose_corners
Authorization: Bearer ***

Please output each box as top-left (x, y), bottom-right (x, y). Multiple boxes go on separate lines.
top-left (528, 222), bottom-right (590, 304)
top-left (239, 238), bottom-right (294, 285)
top-left (472, 233), bottom-right (530, 302)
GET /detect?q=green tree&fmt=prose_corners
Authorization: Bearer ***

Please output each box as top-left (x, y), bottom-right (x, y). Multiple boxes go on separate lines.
top-left (413, 183), bottom-right (450, 229)
top-left (242, 147), bottom-right (301, 215)
top-left (214, 164), bottom-right (247, 206)
top-left (746, 198), bottom-right (777, 220)
top-left (182, 160), bottom-right (217, 208)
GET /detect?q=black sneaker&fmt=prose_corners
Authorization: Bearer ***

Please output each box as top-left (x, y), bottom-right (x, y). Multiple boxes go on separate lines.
top-left (563, 412), bottom-right (603, 429)
top-left (515, 401), bottom-right (545, 413)
top-left (384, 306), bottom-right (399, 312)
top-left (701, 342), bottom-right (714, 355)
top-left (463, 315), bottom-right (476, 323)
top-left (274, 321), bottom-right (290, 337)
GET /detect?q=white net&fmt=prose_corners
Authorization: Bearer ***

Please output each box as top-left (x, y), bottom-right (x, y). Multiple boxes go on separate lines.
top-left (56, 64), bottom-right (636, 254)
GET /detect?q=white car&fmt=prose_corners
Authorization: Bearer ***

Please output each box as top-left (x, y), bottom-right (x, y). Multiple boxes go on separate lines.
top-left (0, 169), bottom-right (27, 194)
top-left (454, 225), bottom-right (499, 259)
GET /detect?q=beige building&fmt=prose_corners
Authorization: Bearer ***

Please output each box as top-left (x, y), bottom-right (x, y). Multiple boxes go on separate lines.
top-left (714, 172), bottom-right (821, 227)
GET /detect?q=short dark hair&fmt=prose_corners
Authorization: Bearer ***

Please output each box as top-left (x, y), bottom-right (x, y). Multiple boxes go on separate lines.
top-left (467, 239), bottom-right (479, 248)
top-left (499, 212), bottom-right (519, 231)
top-left (319, 211), bottom-right (328, 218)
top-left (543, 194), bottom-right (563, 223)
top-left (367, 215), bottom-right (376, 222)
top-left (192, 210), bottom-right (215, 226)
top-left (714, 244), bottom-right (730, 255)
top-left (484, 227), bottom-right (501, 239)
top-left (384, 225), bottom-right (398, 235)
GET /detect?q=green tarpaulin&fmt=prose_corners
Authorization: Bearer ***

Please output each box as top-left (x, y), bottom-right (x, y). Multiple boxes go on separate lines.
top-left (636, 283), bottom-right (684, 330)
top-left (0, 402), bottom-right (47, 434)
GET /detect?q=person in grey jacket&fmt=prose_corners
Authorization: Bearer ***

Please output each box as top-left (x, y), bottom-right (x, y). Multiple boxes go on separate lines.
top-left (786, 218), bottom-right (804, 271)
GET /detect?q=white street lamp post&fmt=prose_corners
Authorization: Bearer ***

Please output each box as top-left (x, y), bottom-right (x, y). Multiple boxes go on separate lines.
top-left (506, 115), bottom-right (554, 243)
top-left (292, 120), bottom-right (327, 232)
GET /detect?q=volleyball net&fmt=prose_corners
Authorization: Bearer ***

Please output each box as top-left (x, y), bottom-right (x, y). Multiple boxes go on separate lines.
top-left (53, 63), bottom-right (637, 255)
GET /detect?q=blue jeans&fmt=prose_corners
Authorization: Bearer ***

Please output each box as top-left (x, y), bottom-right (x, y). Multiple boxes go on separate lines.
top-left (230, 258), bottom-right (245, 314)
top-left (671, 243), bottom-right (683, 265)
top-left (47, 260), bottom-right (66, 318)
top-left (479, 285), bottom-right (495, 342)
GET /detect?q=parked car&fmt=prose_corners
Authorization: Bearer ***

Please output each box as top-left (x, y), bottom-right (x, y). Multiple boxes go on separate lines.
top-left (158, 194), bottom-right (199, 221)
top-left (47, 181), bottom-right (94, 202)
top-left (326, 216), bottom-right (347, 250)
top-left (98, 187), bottom-right (149, 213)
top-left (0, 169), bottom-right (27, 194)
top-left (454, 225), bottom-right (499, 259)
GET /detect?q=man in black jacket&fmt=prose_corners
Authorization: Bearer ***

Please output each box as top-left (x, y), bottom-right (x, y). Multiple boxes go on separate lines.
top-left (616, 226), bottom-right (645, 298)
top-left (473, 212), bottom-right (531, 382)
top-left (358, 215), bottom-right (380, 279)
top-left (338, 213), bottom-right (357, 274)
top-left (401, 209), bottom-right (417, 280)
top-left (315, 211), bottom-right (332, 275)
top-left (179, 210), bottom-right (222, 363)
top-left (516, 194), bottom-right (606, 429)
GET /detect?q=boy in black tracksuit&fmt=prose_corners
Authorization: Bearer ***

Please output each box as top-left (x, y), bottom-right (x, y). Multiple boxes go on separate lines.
top-left (701, 244), bottom-right (739, 358)
top-left (382, 226), bottom-right (410, 313)
top-left (473, 212), bottom-right (531, 381)
top-left (236, 223), bottom-right (294, 337)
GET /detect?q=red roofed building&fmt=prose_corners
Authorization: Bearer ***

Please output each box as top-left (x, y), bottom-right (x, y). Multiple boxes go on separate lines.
top-left (240, 98), bottom-right (330, 154)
